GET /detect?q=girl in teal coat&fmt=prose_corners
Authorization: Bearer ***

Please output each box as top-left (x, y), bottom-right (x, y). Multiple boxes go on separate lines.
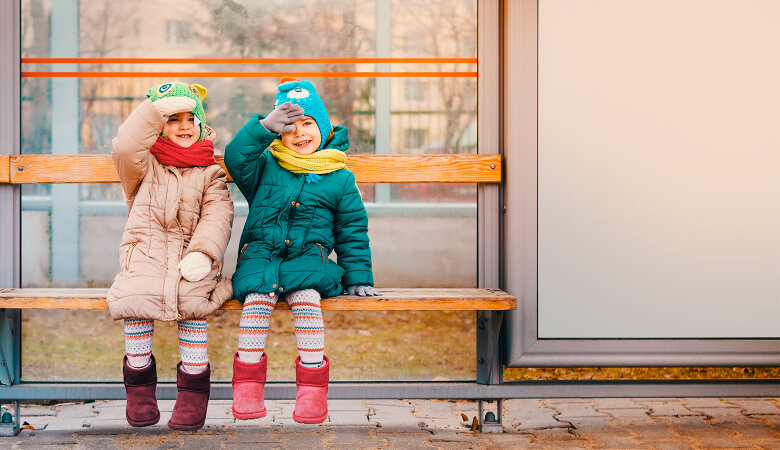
top-left (225, 78), bottom-right (378, 425)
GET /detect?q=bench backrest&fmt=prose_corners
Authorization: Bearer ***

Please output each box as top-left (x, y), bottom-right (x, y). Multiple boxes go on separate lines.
top-left (0, 154), bottom-right (502, 184)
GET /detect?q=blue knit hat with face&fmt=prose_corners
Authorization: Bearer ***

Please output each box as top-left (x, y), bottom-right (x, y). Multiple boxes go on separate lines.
top-left (274, 77), bottom-right (332, 151)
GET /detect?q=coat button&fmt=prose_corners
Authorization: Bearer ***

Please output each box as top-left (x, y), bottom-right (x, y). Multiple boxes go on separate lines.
top-left (291, 201), bottom-right (296, 206)
top-left (279, 287), bottom-right (284, 291)
top-left (295, 202), bottom-right (300, 207)
top-left (269, 292), bottom-right (275, 297)
top-left (284, 239), bottom-right (290, 244)
top-left (272, 283), bottom-right (277, 288)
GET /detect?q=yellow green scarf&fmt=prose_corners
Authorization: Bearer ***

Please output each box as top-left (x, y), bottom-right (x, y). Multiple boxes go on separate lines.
top-left (269, 139), bottom-right (347, 174)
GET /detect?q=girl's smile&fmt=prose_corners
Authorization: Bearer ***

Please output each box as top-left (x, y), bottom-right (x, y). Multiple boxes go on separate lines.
top-left (162, 112), bottom-right (199, 148)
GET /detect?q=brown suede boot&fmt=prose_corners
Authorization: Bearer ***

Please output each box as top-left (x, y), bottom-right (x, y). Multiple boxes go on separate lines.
top-left (123, 355), bottom-right (160, 427)
top-left (168, 363), bottom-right (210, 431)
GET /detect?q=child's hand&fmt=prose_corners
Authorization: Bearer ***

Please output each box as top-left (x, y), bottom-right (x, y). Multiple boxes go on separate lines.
top-left (260, 102), bottom-right (305, 134)
top-left (178, 251), bottom-right (212, 282)
top-left (151, 96), bottom-right (197, 118)
top-left (346, 285), bottom-right (381, 296)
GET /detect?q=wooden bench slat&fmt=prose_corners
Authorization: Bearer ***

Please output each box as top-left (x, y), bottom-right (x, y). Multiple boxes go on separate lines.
top-left (6, 154), bottom-right (502, 184)
top-left (0, 288), bottom-right (515, 311)
top-left (0, 155), bottom-right (9, 183)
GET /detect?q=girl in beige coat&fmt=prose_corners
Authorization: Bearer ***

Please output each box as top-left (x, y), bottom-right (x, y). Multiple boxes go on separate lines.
top-left (108, 82), bottom-right (233, 431)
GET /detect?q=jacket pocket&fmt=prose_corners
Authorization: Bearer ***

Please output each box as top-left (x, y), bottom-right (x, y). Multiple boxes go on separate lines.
top-left (124, 242), bottom-right (138, 271)
top-left (315, 243), bottom-right (327, 263)
top-left (238, 243), bottom-right (248, 262)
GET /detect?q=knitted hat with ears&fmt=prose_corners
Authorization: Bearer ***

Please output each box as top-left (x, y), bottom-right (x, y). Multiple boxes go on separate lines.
top-left (146, 82), bottom-right (208, 141)
top-left (274, 77), bottom-right (332, 151)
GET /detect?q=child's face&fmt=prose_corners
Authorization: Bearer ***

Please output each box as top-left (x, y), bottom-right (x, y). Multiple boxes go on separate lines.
top-left (281, 116), bottom-right (321, 155)
top-left (162, 112), bottom-right (199, 148)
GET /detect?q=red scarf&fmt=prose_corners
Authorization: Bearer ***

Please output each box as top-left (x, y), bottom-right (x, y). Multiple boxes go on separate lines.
top-left (149, 136), bottom-right (217, 167)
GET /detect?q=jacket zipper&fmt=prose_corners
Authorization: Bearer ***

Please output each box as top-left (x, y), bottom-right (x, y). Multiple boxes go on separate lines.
top-left (125, 242), bottom-right (137, 270)
top-left (238, 243), bottom-right (248, 262)
top-left (315, 243), bottom-right (326, 262)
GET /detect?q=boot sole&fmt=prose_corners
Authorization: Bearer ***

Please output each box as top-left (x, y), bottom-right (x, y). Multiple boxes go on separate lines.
top-left (233, 407), bottom-right (267, 420)
top-left (127, 411), bottom-right (160, 427)
top-left (167, 417), bottom-right (206, 431)
top-left (292, 412), bottom-right (328, 424)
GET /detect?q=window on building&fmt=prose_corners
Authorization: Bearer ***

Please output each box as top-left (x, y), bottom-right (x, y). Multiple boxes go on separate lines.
top-left (166, 20), bottom-right (189, 46)
top-left (404, 80), bottom-right (427, 104)
top-left (405, 128), bottom-right (428, 150)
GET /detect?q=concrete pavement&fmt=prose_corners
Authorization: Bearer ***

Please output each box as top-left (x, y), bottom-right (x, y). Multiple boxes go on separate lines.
top-left (2, 397), bottom-right (779, 448)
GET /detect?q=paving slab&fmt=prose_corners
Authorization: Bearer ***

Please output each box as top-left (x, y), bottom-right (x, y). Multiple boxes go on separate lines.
top-left (481, 432), bottom-right (540, 449)
top-left (592, 398), bottom-right (648, 409)
top-left (325, 410), bottom-right (371, 426)
top-left (545, 401), bottom-right (610, 419)
top-left (580, 430), bottom-right (648, 449)
top-left (410, 399), bottom-right (458, 418)
top-left (647, 442), bottom-right (698, 450)
top-left (418, 417), bottom-right (470, 432)
top-left (598, 407), bottom-right (654, 422)
top-left (688, 406), bottom-right (753, 424)
top-left (54, 402), bottom-right (98, 419)
top-left (635, 399), bottom-right (702, 417)
top-left (322, 426), bottom-right (383, 445)
top-left (375, 431), bottom-right (439, 449)
top-left (622, 422), bottom-right (684, 442)
top-left (722, 423), bottom-right (780, 441)
top-left (682, 398), bottom-right (734, 408)
top-left (724, 399), bottom-right (780, 415)
top-left (674, 430), bottom-right (753, 448)
top-left (274, 431), bottom-right (331, 448)
top-left (24, 430), bottom-right (79, 446)
top-left (19, 406), bottom-right (58, 417)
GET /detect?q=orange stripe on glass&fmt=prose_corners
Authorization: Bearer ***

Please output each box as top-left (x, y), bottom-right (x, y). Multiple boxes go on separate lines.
top-left (22, 57), bottom-right (476, 64)
top-left (22, 72), bottom-right (477, 78)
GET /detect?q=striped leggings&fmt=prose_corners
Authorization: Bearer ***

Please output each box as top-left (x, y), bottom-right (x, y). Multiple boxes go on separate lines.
top-left (124, 318), bottom-right (208, 374)
top-left (237, 289), bottom-right (324, 364)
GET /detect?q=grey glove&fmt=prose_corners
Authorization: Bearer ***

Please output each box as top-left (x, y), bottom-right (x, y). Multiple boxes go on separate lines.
top-left (346, 285), bottom-right (381, 296)
top-left (259, 102), bottom-right (305, 134)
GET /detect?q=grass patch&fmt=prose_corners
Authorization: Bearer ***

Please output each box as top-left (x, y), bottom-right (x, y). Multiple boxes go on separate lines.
top-left (23, 310), bottom-right (777, 382)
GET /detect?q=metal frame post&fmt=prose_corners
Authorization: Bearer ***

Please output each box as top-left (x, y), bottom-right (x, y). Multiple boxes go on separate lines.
top-left (476, 0), bottom-right (503, 432)
top-left (0, 0), bottom-right (22, 437)
top-left (374, 0), bottom-right (391, 203)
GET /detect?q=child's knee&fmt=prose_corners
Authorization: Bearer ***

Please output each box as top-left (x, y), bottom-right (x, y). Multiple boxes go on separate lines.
top-left (287, 289), bottom-right (321, 306)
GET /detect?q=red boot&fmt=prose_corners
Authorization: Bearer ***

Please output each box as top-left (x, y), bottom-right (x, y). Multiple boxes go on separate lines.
top-left (123, 355), bottom-right (160, 427)
top-left (232, 352), bottom-right (268, 419)
top-left (168, 363), bottom-right (210, 431)
top-left (292, 356), bottom-right (329, 424)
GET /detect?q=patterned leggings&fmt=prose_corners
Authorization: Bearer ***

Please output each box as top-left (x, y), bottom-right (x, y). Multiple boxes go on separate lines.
top-left (124, 318), bottom-right (208, 373)
top-left (237, 289), bottom-right (324, 364)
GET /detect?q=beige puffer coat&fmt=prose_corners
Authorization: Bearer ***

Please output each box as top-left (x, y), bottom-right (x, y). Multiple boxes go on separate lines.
top-left (107, 99), bottom-right (234, 321)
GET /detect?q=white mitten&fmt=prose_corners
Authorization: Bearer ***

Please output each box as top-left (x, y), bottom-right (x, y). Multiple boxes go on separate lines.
top-left (151, 96), bottom-right (197, 117)
top-left (178, 251), bottom-right (212, 282)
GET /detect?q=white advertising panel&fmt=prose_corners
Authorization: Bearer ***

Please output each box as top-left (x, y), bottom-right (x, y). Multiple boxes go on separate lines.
top-left (538, 0), bottom-right (780, 338)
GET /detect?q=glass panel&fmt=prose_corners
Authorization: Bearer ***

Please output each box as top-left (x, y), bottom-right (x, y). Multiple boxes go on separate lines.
top-left (537, 0), bottom-right (780, 338)
top-left (21, 0), bottom-right (478, 381)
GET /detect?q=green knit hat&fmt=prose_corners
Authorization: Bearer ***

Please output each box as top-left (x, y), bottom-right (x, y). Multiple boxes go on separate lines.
top-left (146, 82), bottom-right (208, 141)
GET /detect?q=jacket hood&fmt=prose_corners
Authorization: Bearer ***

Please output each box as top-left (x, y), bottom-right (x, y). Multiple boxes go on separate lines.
top-left (320, 125), bottom-right (349, 152)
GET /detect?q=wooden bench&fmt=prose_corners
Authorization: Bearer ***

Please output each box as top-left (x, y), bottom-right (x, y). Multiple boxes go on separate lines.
top-left (0, 153), bottom-right (514, 432)
top-left (1, 153), bottom-right (513, 310)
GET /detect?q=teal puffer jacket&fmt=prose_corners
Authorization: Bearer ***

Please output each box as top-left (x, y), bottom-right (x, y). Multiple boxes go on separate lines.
top-left (225, 115), bottom-right (374, 301)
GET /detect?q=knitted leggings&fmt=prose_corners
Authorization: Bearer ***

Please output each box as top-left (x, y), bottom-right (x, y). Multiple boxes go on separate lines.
top-left (124, 318), bottom-right (208, 373)
top-left (237, 290), bottom-right (324, 364)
